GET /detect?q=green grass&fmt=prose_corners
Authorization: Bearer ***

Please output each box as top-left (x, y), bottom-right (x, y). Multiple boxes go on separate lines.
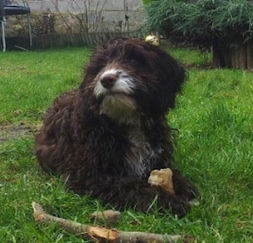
top-left (0, 47), bottom-right (253, 242)
top-left (0, 47), bottom-right (89, 125)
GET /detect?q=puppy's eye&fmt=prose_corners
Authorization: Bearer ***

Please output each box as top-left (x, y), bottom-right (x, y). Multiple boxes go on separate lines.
top-left (130, 59), bottom-right (138, 64)
top-left (130, 59), bottom-right (145, 66)
top-left (121, 74), bottom-right (129, 79)
top-left (130, 55), bottom-right (147, 65)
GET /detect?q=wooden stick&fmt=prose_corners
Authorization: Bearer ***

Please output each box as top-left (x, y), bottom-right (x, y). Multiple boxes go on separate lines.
top-left (32, 202), bottom-right (189, 242)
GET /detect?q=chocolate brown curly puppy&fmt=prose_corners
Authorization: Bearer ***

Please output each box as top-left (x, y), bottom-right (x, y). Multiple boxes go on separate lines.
top-left (36, 37), bottom-right (197, 217)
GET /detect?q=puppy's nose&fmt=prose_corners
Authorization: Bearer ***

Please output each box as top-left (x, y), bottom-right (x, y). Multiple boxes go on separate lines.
top-left (100, 73), bottom-right (117, 89)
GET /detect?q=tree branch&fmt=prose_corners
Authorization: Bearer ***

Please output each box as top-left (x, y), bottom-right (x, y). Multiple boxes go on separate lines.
top-left (32, 202), bottom-right (190, 242)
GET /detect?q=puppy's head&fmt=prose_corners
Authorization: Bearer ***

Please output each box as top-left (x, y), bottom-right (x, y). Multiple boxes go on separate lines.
top-left (81, 38), bottom-right (185, 123)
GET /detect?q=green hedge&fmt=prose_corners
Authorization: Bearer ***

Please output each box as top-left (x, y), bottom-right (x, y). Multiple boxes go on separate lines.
top-left (145, 0), bottom-right (253, 46)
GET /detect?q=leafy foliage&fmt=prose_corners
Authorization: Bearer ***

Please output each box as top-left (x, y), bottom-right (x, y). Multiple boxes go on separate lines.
top-left (145, 0), bottom-right (253, 46)
top-left (142, 0), bottom-right (157, 5)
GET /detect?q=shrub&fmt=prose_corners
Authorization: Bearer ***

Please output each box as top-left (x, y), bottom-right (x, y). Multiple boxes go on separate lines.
top-left (145, 0), bottom-right (253, 47)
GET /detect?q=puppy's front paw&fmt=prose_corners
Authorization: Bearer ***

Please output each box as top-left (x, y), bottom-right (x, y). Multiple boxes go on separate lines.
top-left (170, 198), bottom-right (191, 218)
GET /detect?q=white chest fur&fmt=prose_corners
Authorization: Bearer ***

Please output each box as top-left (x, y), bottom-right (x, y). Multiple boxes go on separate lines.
top-left (125, 127), bottom-right (159, 178)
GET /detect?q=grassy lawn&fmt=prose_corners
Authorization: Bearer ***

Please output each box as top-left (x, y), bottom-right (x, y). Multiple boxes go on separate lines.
top-left (0, 46), bottom-right (252, 242)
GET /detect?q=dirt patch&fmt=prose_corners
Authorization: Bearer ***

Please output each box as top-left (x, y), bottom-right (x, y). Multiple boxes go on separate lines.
top-left (0, 124), bottom-right (39, 143)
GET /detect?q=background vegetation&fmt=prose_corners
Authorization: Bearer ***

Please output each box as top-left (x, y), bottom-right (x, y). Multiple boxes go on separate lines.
top-left (145, 0), bottom-right (253, 46)
top-left (144, 0), bottom-right (253, 69)
top-left (0, 46), bottom-right (252, 242)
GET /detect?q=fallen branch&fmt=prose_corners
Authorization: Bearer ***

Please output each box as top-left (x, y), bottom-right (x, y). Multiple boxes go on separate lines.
top-left (32, 202), bottom-right (190, 242)
top-left (90, 209), bottom-right (121, 227)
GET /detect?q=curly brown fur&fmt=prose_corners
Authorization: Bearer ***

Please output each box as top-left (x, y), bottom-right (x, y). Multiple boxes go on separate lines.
top-left (36, 38), bottom-right (197, 217)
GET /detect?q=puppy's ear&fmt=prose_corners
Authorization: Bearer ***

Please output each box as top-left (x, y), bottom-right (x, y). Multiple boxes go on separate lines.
top-left (153, 48), bottom-right (186, 112)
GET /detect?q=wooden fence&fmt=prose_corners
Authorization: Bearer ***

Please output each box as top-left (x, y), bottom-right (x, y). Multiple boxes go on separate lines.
top-left (5, 32), bottom-right (143, 50)
top-left (212, 36), bottom-right (253, 69)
